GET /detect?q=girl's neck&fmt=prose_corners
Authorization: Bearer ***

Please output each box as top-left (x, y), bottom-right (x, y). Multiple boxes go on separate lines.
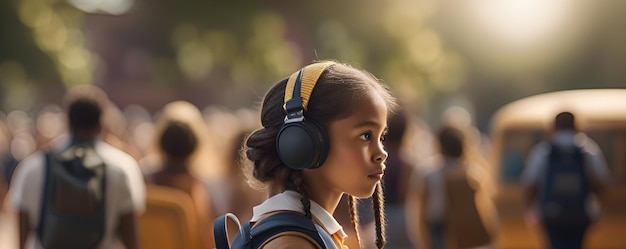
top-left (270, 187), bottom-right (342, 215)
top-left (306, 188), bottom-right (343, 215)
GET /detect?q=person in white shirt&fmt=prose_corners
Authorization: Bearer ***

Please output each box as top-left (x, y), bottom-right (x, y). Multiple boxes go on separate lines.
top-left (521, 111), bottom-right (610, 249)
top-left (9, 85), bottom-right (145, 249)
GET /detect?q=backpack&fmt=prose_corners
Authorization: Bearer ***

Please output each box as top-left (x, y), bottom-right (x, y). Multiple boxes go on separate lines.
top-left (213, 212), bottom-right (337, 249)
top-left (444, 171), bottom-right (492, 249)
top-left (540, 143), bottom-right (591, 226)
top-left (38, 145), bottom-right (106, 249)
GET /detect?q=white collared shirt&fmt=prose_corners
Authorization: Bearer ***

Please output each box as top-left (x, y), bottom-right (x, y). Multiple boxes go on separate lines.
top-left (251, 190), bottom-right (348, 240)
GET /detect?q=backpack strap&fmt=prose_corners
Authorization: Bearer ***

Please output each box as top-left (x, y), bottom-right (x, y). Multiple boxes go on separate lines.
top-left (251, 212), bottom-right (327, 248)
top-left (213, 213), bottom-right (243, 249)
top-left (313, 223), bottom-right (337, 249)
top-left (37, 152), bottom-right (54, 238)
top-left (229, 212), bottom-right (336, 249)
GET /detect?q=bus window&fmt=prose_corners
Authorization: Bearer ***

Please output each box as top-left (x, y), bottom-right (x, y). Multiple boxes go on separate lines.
top-left (500, 129), bottom-right (544, 182)
top-left (499, 128), bottom-right (626, 183)
top-left (587, 128), bottom-right (626, 183)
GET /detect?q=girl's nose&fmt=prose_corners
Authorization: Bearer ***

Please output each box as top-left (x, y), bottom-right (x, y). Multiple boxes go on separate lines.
top-left (373, 144), bottom-right (388, 163)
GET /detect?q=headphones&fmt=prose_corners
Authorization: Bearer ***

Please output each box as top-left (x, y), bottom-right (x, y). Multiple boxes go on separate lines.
top-left (276, 61), bottom-right (335, 170)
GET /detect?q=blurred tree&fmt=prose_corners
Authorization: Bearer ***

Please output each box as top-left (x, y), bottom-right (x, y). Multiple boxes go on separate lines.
top-left (0, 0), bottom-right (63, 111)
top-left (4, 0), bottom-right (623, 131)
top-left (1, 0), bottom-right (465, 115)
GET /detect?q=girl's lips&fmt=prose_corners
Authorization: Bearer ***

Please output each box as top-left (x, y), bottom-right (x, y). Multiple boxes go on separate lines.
top-left (368, 170), bottom-right (384, 180)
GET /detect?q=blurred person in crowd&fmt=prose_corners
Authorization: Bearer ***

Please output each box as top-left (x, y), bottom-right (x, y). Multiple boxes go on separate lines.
top-left (8, 84), bottom-right (146, 249)
top-left (143, 100), bottom-right (216, 249)
top-left (2, 111), bottom-right (37, 186)
top-left (209, 129), bottom-right (266, 237)
top-left (139, 101), bottom-right (215, 177)
top-left (0, 115), bottom-right (10, 209)
top-left (521, 111), bottom-right (610, 249)
top-left (406, 125), bottom-right (497, 249)
top-left (440, 106), bottom-right (496, 202)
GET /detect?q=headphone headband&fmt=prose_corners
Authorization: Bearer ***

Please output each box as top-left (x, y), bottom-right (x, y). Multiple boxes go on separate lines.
top-left (277, 61), bottom-right (334, 170)
top-left (284, 61), bottom-right (335, 114)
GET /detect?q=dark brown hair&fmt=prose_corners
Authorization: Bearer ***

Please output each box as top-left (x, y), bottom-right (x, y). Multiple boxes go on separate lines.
top-left (159, 121), bottom-right (198, 159)
top-left (437, 125), bottom-right (464, 158)
top-left (554, 111), bottom-right (576, 131)
top-left (63, 85), bottom-right (109, 132)
top-left (245, 61), bottom-right (394, 248)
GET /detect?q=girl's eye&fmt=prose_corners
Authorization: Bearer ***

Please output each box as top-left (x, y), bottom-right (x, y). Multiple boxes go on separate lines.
top-left (359, 132), bottom-right (372, 141)
top-left (381, 129), bottom-right (389, 142)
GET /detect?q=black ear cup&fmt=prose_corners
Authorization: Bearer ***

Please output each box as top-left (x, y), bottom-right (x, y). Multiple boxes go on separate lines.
top-left (277, 61), bottom-right (335, 170)
top-left (276, 119), bottom-right (329, 170)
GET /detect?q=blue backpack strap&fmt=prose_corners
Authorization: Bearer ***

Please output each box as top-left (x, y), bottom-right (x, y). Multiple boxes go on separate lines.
top-left (230, 212), bottom-right (334, 249)
top-left (214, 213), bottom-right (244, 249)
top-left (229, 220), bottom-right (252, 249)
top-left (37, 152), bottom-right (53, 239)
top-left (314, 223), bottom-right (338, 249)
top-left (250, 212), bottom-right (327, 248)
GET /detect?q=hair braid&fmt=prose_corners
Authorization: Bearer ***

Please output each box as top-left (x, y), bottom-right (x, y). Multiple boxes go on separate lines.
top-left (290, 171), bottom-right (312, 218)
top-left (348, 195), bottom-right (362, 248)
top-left (372, 182), bottom-right (386, 249)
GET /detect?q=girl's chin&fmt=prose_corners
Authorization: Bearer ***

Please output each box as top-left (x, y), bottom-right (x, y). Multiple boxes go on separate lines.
top-left (349, 186), bottom-right (378, 199)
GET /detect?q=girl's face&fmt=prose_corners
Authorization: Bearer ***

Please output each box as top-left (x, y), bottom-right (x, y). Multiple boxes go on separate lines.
top-left (304, 90), bottom-right (389, 200)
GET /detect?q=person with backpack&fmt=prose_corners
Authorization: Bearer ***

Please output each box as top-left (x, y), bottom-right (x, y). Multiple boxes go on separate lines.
top-left (9, 85), bottom-right (146, 249)
top-left (521, 111), bottom-right (610, 249)
top-left (406, 125), bottom-right (497, 249)
top-left (214, 61), bottom-right (395, 249)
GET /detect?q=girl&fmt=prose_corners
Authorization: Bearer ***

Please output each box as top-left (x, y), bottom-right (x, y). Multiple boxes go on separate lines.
top-left (243, 61), bottom-right (396, 249)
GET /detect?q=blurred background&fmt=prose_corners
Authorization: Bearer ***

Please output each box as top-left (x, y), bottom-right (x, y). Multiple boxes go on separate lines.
top-left (1, 0), bottom-right (624, 127)
top-left (1, 0), bottom-right (626, 248)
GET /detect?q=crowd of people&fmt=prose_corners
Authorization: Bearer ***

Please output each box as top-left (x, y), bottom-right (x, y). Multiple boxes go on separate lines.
top-left (0, 60), bottom-right (610, 249)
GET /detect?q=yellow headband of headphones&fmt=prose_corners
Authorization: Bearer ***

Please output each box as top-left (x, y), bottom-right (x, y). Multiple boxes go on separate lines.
top-left (284, 61), bottom-right (336, 111)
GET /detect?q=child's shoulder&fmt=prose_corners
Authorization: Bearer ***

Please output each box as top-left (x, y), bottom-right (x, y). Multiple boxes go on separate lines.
top-left (260, 233), bottom-right (322, 249)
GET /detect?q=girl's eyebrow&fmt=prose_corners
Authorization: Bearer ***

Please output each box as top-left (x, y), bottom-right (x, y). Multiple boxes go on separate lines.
top-left (353, 120), bottom-right (383, 129)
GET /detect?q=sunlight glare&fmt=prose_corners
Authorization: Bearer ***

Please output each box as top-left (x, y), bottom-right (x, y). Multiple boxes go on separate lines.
top-left (67, 0), bottom-right (134, 15)
top-left (470, 0), bottom-right (569, 47)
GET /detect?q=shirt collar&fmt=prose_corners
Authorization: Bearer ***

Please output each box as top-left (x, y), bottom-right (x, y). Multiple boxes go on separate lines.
top-left (251, 190), bottom-right (347, 239)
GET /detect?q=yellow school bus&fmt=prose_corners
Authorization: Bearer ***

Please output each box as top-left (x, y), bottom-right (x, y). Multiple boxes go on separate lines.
top-left (488, 89), bottom-right (626, 249)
